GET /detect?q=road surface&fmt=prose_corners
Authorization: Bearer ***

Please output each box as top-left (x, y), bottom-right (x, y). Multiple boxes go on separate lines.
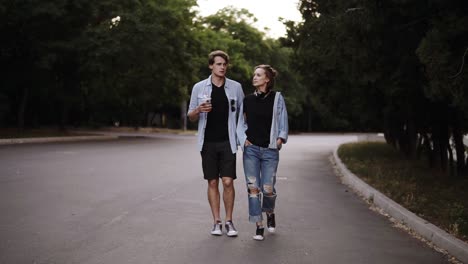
top-left (0, 134), bottom-right (448, 264)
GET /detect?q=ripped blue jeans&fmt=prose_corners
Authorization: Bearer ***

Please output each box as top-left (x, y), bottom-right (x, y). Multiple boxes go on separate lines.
top-left (243, 145), bottom-right (279, 223)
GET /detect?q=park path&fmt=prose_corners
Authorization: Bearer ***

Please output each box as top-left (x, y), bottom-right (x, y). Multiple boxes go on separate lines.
top-left (0, 133), bottom-right (448, 264)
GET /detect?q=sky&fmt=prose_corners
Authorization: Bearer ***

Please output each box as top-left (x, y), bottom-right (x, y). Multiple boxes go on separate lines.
top-left (195, 0), bottom-right (302, 39)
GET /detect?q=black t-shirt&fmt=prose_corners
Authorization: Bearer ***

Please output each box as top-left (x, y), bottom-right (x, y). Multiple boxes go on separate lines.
top-left (243, 91), bottom-right (275, 147)
top-left (204, 83), bottom-right (229, 142)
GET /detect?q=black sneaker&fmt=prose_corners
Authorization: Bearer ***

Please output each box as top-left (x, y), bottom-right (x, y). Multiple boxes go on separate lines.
top-left (225, 221), bottom-right (238, 237)
top-left (253, 226), bottom-right (264, 241)
top-left (211, 221), bottom-right (222, 236)
top-left (267, 213), bottom-right (276, 233)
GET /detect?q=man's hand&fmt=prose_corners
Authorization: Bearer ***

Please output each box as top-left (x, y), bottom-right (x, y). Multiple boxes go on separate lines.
top-left (198, 101), bottom-right (212, 113)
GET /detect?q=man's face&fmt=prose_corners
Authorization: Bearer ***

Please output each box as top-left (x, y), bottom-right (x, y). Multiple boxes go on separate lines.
top-left (209, 56), bottom-right (228, 78)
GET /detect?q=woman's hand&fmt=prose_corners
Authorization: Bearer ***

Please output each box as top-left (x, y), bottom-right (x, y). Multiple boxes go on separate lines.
top-left (245, 140), bottom-right (253, 147)
top-left (276, 138), bottom-right (283, 150)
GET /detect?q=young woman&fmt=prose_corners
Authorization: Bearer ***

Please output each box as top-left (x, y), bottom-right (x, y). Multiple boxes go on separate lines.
top-left (237, 64), bottom-right (289, 241)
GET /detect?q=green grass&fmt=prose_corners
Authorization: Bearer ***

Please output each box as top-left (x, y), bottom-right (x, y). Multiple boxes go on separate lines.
top-left (338, 142), bottom-right (468, 243)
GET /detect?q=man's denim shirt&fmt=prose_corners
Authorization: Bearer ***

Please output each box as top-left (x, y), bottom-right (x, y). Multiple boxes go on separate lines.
top-left (188, 75), bottom-right (244, 154)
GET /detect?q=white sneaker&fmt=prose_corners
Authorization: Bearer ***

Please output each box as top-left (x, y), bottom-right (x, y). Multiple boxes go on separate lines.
top-left (211, 222), bottom-right (222, 236)
top-left (267, 213), bottom-right (276, 233)
top-left (225, 221), bottom-right (238, 237)
top-left (253, 226), bottom-right (264, 241)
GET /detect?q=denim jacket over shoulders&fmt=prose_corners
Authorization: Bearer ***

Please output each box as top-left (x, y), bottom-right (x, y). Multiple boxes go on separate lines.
top-left (237, 92), bottom-right (289, 152)
top-left (188, 75), bottom-right (245, 153)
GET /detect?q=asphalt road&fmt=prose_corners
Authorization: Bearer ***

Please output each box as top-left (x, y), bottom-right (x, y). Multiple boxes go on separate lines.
top-left (0, 134), bottom-right (449, 264)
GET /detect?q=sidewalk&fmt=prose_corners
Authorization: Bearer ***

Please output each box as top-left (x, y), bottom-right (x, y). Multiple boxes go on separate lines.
top-left (333, 146), bottom-right (468, 264)
top-left (0, 127), bottom-right (196, 145)
top-left (0, 134), bottom-right (117, 145)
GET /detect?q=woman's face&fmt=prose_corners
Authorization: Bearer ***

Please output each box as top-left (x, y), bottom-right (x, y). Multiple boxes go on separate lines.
top-left (252, 68), bottom-right (269, 89)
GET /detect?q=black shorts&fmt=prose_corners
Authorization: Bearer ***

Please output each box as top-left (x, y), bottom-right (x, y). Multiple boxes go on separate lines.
top-left (201, 141), bottom-right (237, 180)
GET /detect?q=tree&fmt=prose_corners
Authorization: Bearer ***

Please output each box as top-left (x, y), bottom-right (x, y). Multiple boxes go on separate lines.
top-left (289, 0), bottom-right (468, 174)
top-left (416, 0), bottom-right (468, 173)
top-left (81, 0), bottom-right (198, 127)
top-left (194, 6), bottom-right (306, 119)
top-left (0, 1), bottom-right (304, 131)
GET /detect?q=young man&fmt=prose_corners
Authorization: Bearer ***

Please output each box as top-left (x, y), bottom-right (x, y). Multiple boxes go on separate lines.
top-left (187, 50), bottom-right (244, 237)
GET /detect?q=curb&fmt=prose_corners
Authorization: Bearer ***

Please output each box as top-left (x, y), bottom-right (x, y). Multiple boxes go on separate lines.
top-left (332, 147), bottom-right (468, 263)
top-left (0, 135), bottom-right (117, 145)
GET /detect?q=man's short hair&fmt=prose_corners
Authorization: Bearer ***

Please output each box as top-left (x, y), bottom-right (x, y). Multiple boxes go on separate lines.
top-left (208, 50), bottom-right (230, 65)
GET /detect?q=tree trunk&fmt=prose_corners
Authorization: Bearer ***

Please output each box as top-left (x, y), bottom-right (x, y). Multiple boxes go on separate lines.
top-left (406, 114), bottom-right (417, 158)
top-left (416, 133), bottom-right (424, 158)
top-left (431, 104), bottom-right (449, 174)
top-left (453, 124), bottom-right (466, 174)
top-left (439, 125), bottom-right (449, 172)
top-left (447, 143), bottom-right (454, 177)
top-left (59, 102), bottom-right (69, 131)
top-left (17, 85), bottom-right (29, 133)
top-left (422, 133), bottom-right (435, 167)
top-left (181, 100), bottom-right (187, 131)
top-left (432, 127), bottom-right (442, 170)
top-left (383, 113), bottom-right (397, 148)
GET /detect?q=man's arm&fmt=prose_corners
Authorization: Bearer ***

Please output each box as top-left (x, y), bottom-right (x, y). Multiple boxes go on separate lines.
top-left (187, 84), bottom-right (202, 122)
top-left (188, 101), bottom-right (212, 122)
top-left (188, 106), bottom-right (201, 122)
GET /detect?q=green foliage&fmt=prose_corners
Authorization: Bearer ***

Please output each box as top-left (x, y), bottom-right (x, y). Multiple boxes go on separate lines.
top-left (80, 0), bottom-right (198, 125)
top-left (193, 6), bottom-right (306, 117)
top-left (309, 1), bottom-right (427, 131)
top-left (1, 1), bottom-right (304, 128)
top-left (287, 0), bottom-right (468, 171)
top-left (416, 7), bottom-right (468, 111)
top-left (1, 0), bottom-right (200, 127)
